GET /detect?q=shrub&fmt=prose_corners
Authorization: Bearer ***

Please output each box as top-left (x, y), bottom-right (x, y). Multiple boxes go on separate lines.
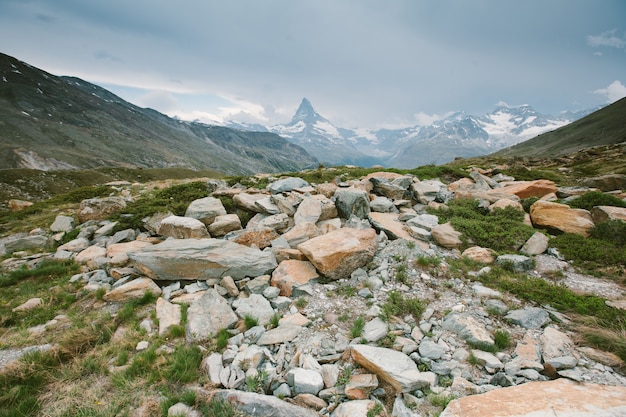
top-left (351, 316), bottom-right (365, 339)
top-left (568, 191), bottom-right (626, 211)
top-left (381, 290), bottom-right (425, 322)
top-left (431, 199), bottom-right (535, 252)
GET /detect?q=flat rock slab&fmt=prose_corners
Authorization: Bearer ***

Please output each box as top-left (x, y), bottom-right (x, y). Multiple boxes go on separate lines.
top-left (213, 389), bottom-right (319, 417)
top-left (128, 238), bottom-right (277, 281)
top-left (257, 325), bottom-right (303, 345)
top-left (440, 379), bottom-right (626, 417)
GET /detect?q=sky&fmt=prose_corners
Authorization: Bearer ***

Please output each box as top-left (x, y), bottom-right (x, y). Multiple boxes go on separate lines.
top-left (1, 0), bottom-right (625, 129)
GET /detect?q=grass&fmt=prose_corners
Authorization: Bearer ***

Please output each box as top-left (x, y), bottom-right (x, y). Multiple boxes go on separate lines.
top-left (380, 290), bottom-right (425, 323)
top-left (567, 191), bottom-right (626, 211)
top-left (216, 328), bottom-right (231, 351)
top-left (295, 297), bottom-right (308, 308)
top-left (163, 345), bottom-right (203, 383)
top-left (351, 316), bottom-right (365, 339)
top-left (243, 314), bottom-right (259, 330)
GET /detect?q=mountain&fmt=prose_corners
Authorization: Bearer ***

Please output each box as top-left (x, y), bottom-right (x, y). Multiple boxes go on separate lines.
top-left (0, 53), bottom-right (318, 174)
top-left (493, 97), bottom-right (626, 157)
top-left (231, 99), bottom-right (600, 169)
top-left (266, 98), bottom-right (383, 167)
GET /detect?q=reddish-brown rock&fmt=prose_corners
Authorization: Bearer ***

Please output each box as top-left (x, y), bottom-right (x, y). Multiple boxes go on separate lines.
top-left (591, 205), bottom-right (626, 224)
top-left (271, 259), bottom-right (319, 296)
top-left (297, 227), bottom-right (377, 280)
top-left (530, 200), bottom-right (594, 237)
top-left (495, 179), bottom-right (557, 199)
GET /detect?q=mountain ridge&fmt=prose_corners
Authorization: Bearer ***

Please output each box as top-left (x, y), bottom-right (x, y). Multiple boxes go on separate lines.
top-left (0, 52), bottom-right (318, 174)
top-left (227, 98), bottom-right (602, 168)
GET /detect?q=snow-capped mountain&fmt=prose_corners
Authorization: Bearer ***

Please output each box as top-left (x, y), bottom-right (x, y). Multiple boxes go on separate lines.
top-left (228, 98), bottom-right (602, 169)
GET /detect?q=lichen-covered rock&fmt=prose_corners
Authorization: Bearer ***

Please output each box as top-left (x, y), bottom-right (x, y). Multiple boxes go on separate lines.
top-left (530, 200), bottom-right (594, 237)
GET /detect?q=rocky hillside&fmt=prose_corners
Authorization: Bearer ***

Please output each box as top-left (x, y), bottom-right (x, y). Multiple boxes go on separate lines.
top-left (0, 53), bottom-right (318, 174)
top-left (1, 159), bottom-right (625, 416)
top-left (494, 96), bottom-right (626, 158)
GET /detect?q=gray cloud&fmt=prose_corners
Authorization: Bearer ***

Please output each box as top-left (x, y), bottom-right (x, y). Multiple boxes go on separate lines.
top-left (1, 0), bottom-right (625, 128)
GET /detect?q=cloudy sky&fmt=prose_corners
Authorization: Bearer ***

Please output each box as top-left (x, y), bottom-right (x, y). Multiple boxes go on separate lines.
top-left (1, 0), bottom-right (625, 129)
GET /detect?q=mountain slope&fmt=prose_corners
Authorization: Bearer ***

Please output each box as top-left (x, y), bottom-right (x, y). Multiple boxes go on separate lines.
top-left (493, 97), bottom-right (626, 157)
top-left (0, 53), bottom-right (317, 174)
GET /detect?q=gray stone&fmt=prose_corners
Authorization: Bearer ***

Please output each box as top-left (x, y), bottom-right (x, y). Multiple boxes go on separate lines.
top-left (490, 372), bottom-right (514, 387)
top-left (334, 187), bottom-right (370, 220)
top-left (167, 402), bottom-right (201, 417)
top-left (332, 399), bottom-right (376, 417)
top-left (496, 254), bottom-right (533, 272)
top-left (406, 213), bottom-right (439, 231)
top-left (362, 317), bottom-right (388, 342)
top-left (442, 314), bottom-right (494, 345)
top-left (419, 339), bottom-right (447, 360)
top-left (351, 344), bottom-right (428, 393)
top-left (369, 196), bottom-right (396, 213)
top-left (484, 299), bottom-right (508, 315)
top-left (287, 368), bottom-right (324, 395)
top-left (128, 238), bottom-right (277, 281)
top-left (520, 232), bottom-right (549, 255)
top-left (257, 325), bottom-right (303, 345)
top-left (268, 177), bottom-right (310, 194)
top-left (505, 307), bottom-right (550, 329)
top-left (232, 294), bottom-right (275, 326)
top-left (185, 197), bottom-right (227, 225)
top-left (471, 350), bottom-right (504, 371)
top-left (294, 196), bottom-right (322, 224)
top-left (156, 297), bottom-right (181, 336)
top-left (273, 383), bottom-right (292, 398)
top-left (244, 275), bottom-right (270, 294)
top-left (2, 234), bottom-right (52, 254)
top-left (186, 289), bottom-right (238, 342)
top-left (157, 215), bottom-right (210, 239)
top-left (50, 215), bottom-right (75, 232)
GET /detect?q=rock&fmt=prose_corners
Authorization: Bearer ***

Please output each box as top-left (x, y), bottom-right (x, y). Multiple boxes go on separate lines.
top-left (287, 368), bottom-right (324, 395)
top-left (77, 197), bottom-right (126, 223)
top-left (431, 222), bottom-right (463, 248)
top-left (232, 294), bottom-right (275, 326)
top-left (494, 179), bottom-right (558, 199)
top-left (450, 376), bottom-right (481, 398)
top-left (471, 350), bottom-right (504, 371)
top-left (281, 222), bottom-right (320, 248)
top-left (156, 297), bottom-right (181, 336)
top-left (321, 364), bottom-right (340, 388)
top-left (220, 276), bottom-right (239, 297)
top-left (530, 200), bottom-right (594, 237)
top-left (167, 402), bottom-right (201, 417)
top-left (345, 373), bottom-right (379, 400)
top-left (186, 289), bottom-right (238, 342)
top-left (254, 196), bottom-right (281, 215)
top-left (520, 232), bottom-right (549, 255)
top-left (2, 234), bottom-right (49, 254)
top-left (8, 199), bottom-right (33, 211)
top-left (334, 187), bottom-right (370, 220)
top-left (103, 277), bottom-right (161, 302)
top-left (231, 228), bottom-right (280, 249)
top-left (294, 197), bottom-right (322, 225)
top-left (74, 245), bottom-right (107, 266)
top-left (362, 317), bottom-right (388, 342)
top-left (257, 325), bottom-right (303, 345)
top-left (406, 213), bottom-right (439, 231)
top-left (505, 307), bottom-right (550, 329)
top-left (208, 214), bottom-right (242, 237)
top-left (540, 327), bottom-right (575, 363)
top-left (271, 259), bottom-right (319, 297)
top-left (462, 246), bottom-right (496, 263)
top-left (392, 396), bottom-right (420, 417)
top-left (419, 339), bottom-right (447, 360)
top-left (12, 297), bottom-right (43, 312)
top-left (495, 254), bottom-right (533, 272)
top-left (440, 379), bottom-right (626, 417)
top-left (591, 205), bottom-right (626, 224)
top-left (50, 215), bottom-right (75, 232)
top-left (331, 399), bottom-right (376, 417)
top-left (489, 198), bottom-right (524, 212)
top-left (582, 173), bottom-right (626, 191)
top-left (106, 241), bottom-right (153, 266)
top-left (243, 275), bottom-right (270, 294)
top-left (185, 197), bottom-right (226, 225)
top-left (350, 344), bottom-right (428, 393)
top-left (128, 238), bottom-right (277, 281)
top-left (268, 177), bottom-right (310, 194)
top-left (442, 314), bottom-right (494, 345)
top-left (157, 215), bottom-right (210, 239)
top-left (369, 196), bottom-right (396, 213)
top-left (298, 227), bottom-right (377, 280)
top-left (369, 212), bottom-right (425, 247)
top-left (233, 192), bottom-right (267, 213)
top-left (212, 389), bottom-right (319, 417)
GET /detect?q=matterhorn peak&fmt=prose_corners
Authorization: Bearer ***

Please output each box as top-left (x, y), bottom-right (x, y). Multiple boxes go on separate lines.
top-left (290, 97), bottom-right (328, 125)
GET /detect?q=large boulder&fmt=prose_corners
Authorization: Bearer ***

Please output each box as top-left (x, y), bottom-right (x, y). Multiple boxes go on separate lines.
top-left (268, 177), bottom-right (310, 194)
top-left (582, 174), bottom-right (626, 191)
top-left (128, 238), bottom-right (277, 281)
top-left (77, 197), bottom-right (126, 223)
top-left (530, 200), bottom-right (594, 237)
top-left (494, 180), bottom-right (557, 199)
top-left (212, 389), bottom-right (319, 417)
top-left (271, 259), bottom-right (319, 296)
top-left (590, 206), bottom-right (626, 224)
top-left (297, 227), bottom-right (377, 280)
top-left (186, 289), bottom-right (238, 342)
top-left (334, 188), bottom-right (370, 220)
top-left (157, 215), bottom-right (210, 239)
top-left (184, 197), bottom-right (227, 225)
top-left (440, 379), bottom-right (626, 417)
